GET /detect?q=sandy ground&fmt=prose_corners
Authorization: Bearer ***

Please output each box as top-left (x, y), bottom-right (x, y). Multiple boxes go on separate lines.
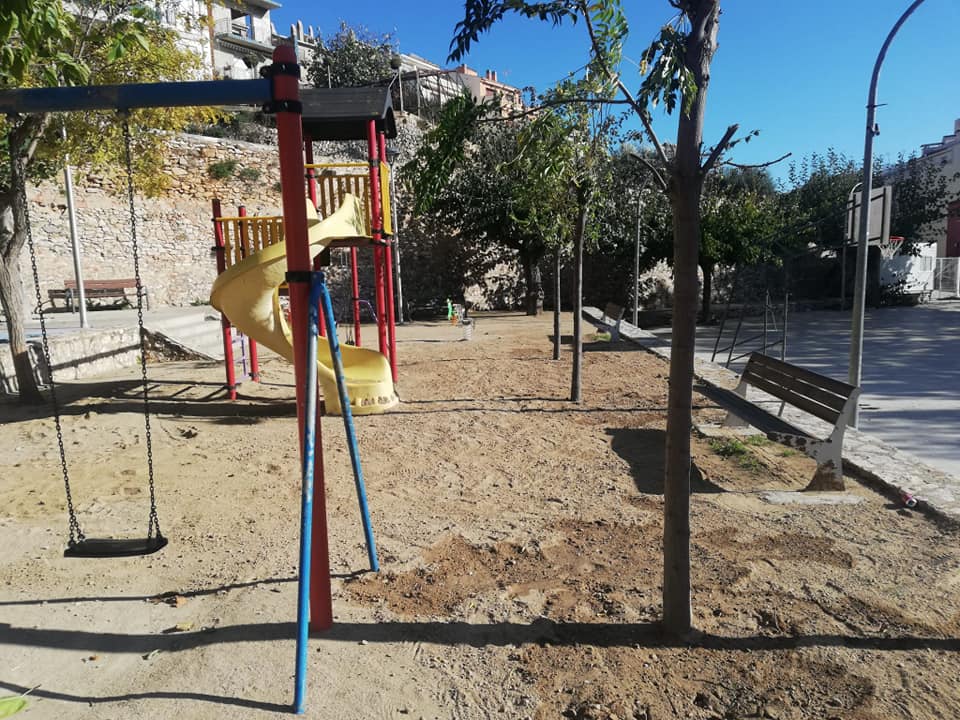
top-left (1, 312), bottom-right (958, 720)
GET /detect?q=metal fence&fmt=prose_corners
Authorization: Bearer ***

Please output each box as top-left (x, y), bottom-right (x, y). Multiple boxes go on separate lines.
top-left (934, 257), bottom-right (960, 300)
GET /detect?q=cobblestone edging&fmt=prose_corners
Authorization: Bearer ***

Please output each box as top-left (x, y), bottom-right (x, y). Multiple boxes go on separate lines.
top-left (583, 306), bottom-right (960, 526)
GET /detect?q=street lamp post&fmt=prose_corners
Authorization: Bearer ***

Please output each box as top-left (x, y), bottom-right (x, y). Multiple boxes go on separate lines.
top-left (849, 0), bottom-right (927, 427)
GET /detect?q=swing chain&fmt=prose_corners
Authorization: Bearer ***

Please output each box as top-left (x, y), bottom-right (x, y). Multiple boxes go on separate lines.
top-left (121, 117), bottom-right (161, 540)
top-left (14, 118), bottom-right (84, 545)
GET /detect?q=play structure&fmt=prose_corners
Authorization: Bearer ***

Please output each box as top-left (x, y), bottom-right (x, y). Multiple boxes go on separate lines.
top-left (211, 86), bottom-right (400, 405)
top-left (0, 47), bottom-right (388, 713)
top-left (210, 197), bottom-right (398, 414)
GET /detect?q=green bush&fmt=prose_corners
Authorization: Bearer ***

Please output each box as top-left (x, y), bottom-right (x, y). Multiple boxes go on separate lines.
top-left (238, 167), bottom-right (261, 183)
top-left (208, 159), bottom-right (238, 179)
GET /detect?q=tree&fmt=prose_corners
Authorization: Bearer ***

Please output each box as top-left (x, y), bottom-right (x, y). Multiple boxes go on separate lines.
top-left (1, 0), bottom-right (216, 401)
top-left (698, 169), bottom-right (777, 319)
top-left (881, 152), bottom-right (960, 252)
top-left (305, 22), bottom-right (397, 89)
top-left (405, 95), bottom-right (568, 316)
top-left (452, 0), bottom-right (741, 635)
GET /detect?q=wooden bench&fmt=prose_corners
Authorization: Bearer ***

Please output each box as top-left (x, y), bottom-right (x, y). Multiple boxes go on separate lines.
top-left (599, 302), bottom-right (625, 340)
top-left (47, 279), bottom-right (149, 312)
top-left (697, 352), bottom-right (860, 490)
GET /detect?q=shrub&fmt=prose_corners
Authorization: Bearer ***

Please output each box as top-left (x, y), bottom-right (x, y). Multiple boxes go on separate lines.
top-left (238, 167), bottom-right (261, 183)
top-left (208, 159), bottom-right (238, 179)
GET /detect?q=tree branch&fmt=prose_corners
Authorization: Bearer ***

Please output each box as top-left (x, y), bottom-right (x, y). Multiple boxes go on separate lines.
top-left (478, 96), bottom-right (634, 123)
top-left (721, 152), bottom-right (792, 170)
top-left (580, 3), bottom-right (670, 168)
top-left (700, 123), bottom-right (738, 175)
top-left (636, 155), bottom-right (669, 192)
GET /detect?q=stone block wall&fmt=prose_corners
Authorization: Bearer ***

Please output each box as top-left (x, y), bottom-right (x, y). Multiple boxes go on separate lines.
top-left (22, 134), bottom-right (285, 311)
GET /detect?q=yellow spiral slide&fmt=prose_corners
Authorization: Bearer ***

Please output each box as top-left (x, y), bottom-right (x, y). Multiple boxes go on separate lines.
top-left (209, 194), bottom-right (398, 415)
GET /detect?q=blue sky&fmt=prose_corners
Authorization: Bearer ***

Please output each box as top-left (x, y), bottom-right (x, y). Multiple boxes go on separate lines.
top-left (272, 1), bottom-right (960, 183)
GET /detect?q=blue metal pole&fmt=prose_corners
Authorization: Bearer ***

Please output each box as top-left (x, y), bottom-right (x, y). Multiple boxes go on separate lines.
top-left (315, 272), bottom-right (379, 572)
top-left (0, 79), bottom-right (273, 115)
top-left (294, 282), bottom-right (322, 714)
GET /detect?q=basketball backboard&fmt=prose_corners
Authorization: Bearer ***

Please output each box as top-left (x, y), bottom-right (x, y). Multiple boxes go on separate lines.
top-left (845, 185), bottom-right (892, 245)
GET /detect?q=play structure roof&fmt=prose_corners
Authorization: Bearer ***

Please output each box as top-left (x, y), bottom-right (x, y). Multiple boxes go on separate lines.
top-left (301, 87), bottom-right (397, 141)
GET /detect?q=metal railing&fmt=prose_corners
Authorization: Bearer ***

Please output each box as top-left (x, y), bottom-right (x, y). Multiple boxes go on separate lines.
top-left (934, 257), bottom-right (960, 299)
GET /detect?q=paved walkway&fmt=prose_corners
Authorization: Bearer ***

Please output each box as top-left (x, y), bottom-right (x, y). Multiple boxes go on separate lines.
top-left (647, 302), bottom-right (960, 479)
top-left (585, 306), bottom-right (960, 525)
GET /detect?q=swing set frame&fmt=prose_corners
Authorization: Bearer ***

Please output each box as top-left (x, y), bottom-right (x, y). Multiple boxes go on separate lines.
top-left (1, 46), bottom-right (342, 715)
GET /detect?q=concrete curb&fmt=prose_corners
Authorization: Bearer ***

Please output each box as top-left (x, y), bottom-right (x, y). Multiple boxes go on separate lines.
top-left (583, 306), bottom-right (960, 526)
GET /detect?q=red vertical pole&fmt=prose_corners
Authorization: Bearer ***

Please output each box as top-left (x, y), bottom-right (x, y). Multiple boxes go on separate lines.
top-left (212, 199), bottom-right (237, 400)
top-left (272, 45), bottom-right (332, 632)
top-left (313, 255), bottom-right (327, 338)
top-left (367, 120), bottom-right (388, 359)
top-left (238, 205), bottom-right (260, 382)
top-left (304, 134), bottom-right (318, 210)
top-left (378, 132), bottom-right (398, 382)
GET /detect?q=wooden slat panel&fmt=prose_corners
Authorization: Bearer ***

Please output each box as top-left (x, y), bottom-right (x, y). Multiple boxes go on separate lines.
top-left (749, 363), bottom-right (849, 412)
top-left (748, 353), bottom-right (855, 397)
top-left (741, 369), bottom-right (841, 424)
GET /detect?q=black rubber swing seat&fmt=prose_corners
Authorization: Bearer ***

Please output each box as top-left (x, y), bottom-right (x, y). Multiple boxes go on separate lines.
top-left (64, 535), bottom-right (168, 558)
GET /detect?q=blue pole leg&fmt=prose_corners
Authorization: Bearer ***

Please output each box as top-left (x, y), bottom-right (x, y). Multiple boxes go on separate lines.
top-left (293, 282), bottom-right (322, 714)
top-left (315, 272), bottom-right (379, 572)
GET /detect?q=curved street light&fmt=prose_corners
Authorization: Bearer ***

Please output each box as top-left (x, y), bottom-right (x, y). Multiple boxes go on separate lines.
top-left (849, 0), bottom-right (928, 427)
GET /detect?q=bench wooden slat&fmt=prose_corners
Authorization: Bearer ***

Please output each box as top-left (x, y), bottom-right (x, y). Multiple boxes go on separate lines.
top-left (603, 302), bottom-right (624, 321)
top-left (748, 352), bottom-right (856, 398)
top-left (744, 363), bottom-right (849, 413)
top-left (741, 368), bottom-right (842, 424)
top-left (64, 279), bottom-right (138, 290)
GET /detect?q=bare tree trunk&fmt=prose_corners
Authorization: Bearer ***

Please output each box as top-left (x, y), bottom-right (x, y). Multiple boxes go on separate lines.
top-left (2, 120), bottom-right (48, 403)
top-left (521, 252), bottom-right (543, 316)
top-left (662, 0), bottom-right (721, 637)
top-left (700, 262), bottom-right (713, 322)
top-left (0, 248), bottom-right (41, 403)
top-left (552, 246), bottom-right (561, 360)
top-left (570, 184), bottom-right (589, 402)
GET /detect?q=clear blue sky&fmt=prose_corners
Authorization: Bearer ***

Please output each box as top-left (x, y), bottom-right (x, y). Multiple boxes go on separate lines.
top-left (272, 0), bottom-right (960, 183)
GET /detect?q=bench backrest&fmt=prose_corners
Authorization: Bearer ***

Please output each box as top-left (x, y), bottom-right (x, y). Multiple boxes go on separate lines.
top-left (603, 302), bottom-right (624, 322)
top-left (64, 279), bottom-right (137, 290)
top-left (741, 352), bottom-right (858, 425)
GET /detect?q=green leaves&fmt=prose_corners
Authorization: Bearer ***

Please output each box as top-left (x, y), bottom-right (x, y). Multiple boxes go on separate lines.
top-left (637, 20), bottom-right (698, 116)
top-left (0, 0), bottom-right (76, 87)
top-left (449, 0), bottom-right (581, 62)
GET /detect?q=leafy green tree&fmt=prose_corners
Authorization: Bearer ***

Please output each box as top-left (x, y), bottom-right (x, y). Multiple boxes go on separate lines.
top-left (306, 22), bottom-right (397, 89)
top-left (882, 152), bottom-right (960, 251)
top-left (452, 0), bottom-right (741, 635)
top-left (406, 94), bottom-right (568, 317)
top-left (699, 173), bottom-right (776, 319)
top-left (1, 0), bottom-right (215, 401)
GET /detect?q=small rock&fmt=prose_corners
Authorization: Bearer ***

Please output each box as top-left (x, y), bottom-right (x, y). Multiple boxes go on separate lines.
top-left (359, 639), bottom-right (369, 646)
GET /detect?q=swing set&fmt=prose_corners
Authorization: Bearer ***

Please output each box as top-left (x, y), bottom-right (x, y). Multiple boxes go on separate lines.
top-left (2, 46), bottom-right (374, 714)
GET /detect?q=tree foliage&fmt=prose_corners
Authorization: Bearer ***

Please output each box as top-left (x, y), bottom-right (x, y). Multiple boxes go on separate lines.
top-left (1, 0), bottom-right (217, 401)
top-left (305, 21), bottom-right (397, 89)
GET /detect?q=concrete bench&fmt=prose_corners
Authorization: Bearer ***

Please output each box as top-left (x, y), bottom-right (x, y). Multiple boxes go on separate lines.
top-left (48, 279), bottom-right (149, 312)
top-left (697, 352), bottom-right (860, 490)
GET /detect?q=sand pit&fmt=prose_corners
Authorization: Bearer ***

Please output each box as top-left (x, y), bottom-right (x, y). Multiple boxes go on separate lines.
top-left (1, 312), bottom-right (958, 719)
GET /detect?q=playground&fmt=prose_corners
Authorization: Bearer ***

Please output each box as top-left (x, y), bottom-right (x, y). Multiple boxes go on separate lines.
top-left (1, 313), bottom-right (959, 719)
top-left (1, 44), bottom-right (958, 720)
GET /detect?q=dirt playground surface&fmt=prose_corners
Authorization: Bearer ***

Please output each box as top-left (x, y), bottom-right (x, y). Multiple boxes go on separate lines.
top-left (1, 312), bottom-right (958, 719)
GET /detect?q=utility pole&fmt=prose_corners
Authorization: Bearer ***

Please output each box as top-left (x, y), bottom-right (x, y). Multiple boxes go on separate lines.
top-left (633, 194), bottom-right (641, 326)
top-left (62, 126), bottom-right (88, 328)
top-left (849, 0), bottom-right (926, 426)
